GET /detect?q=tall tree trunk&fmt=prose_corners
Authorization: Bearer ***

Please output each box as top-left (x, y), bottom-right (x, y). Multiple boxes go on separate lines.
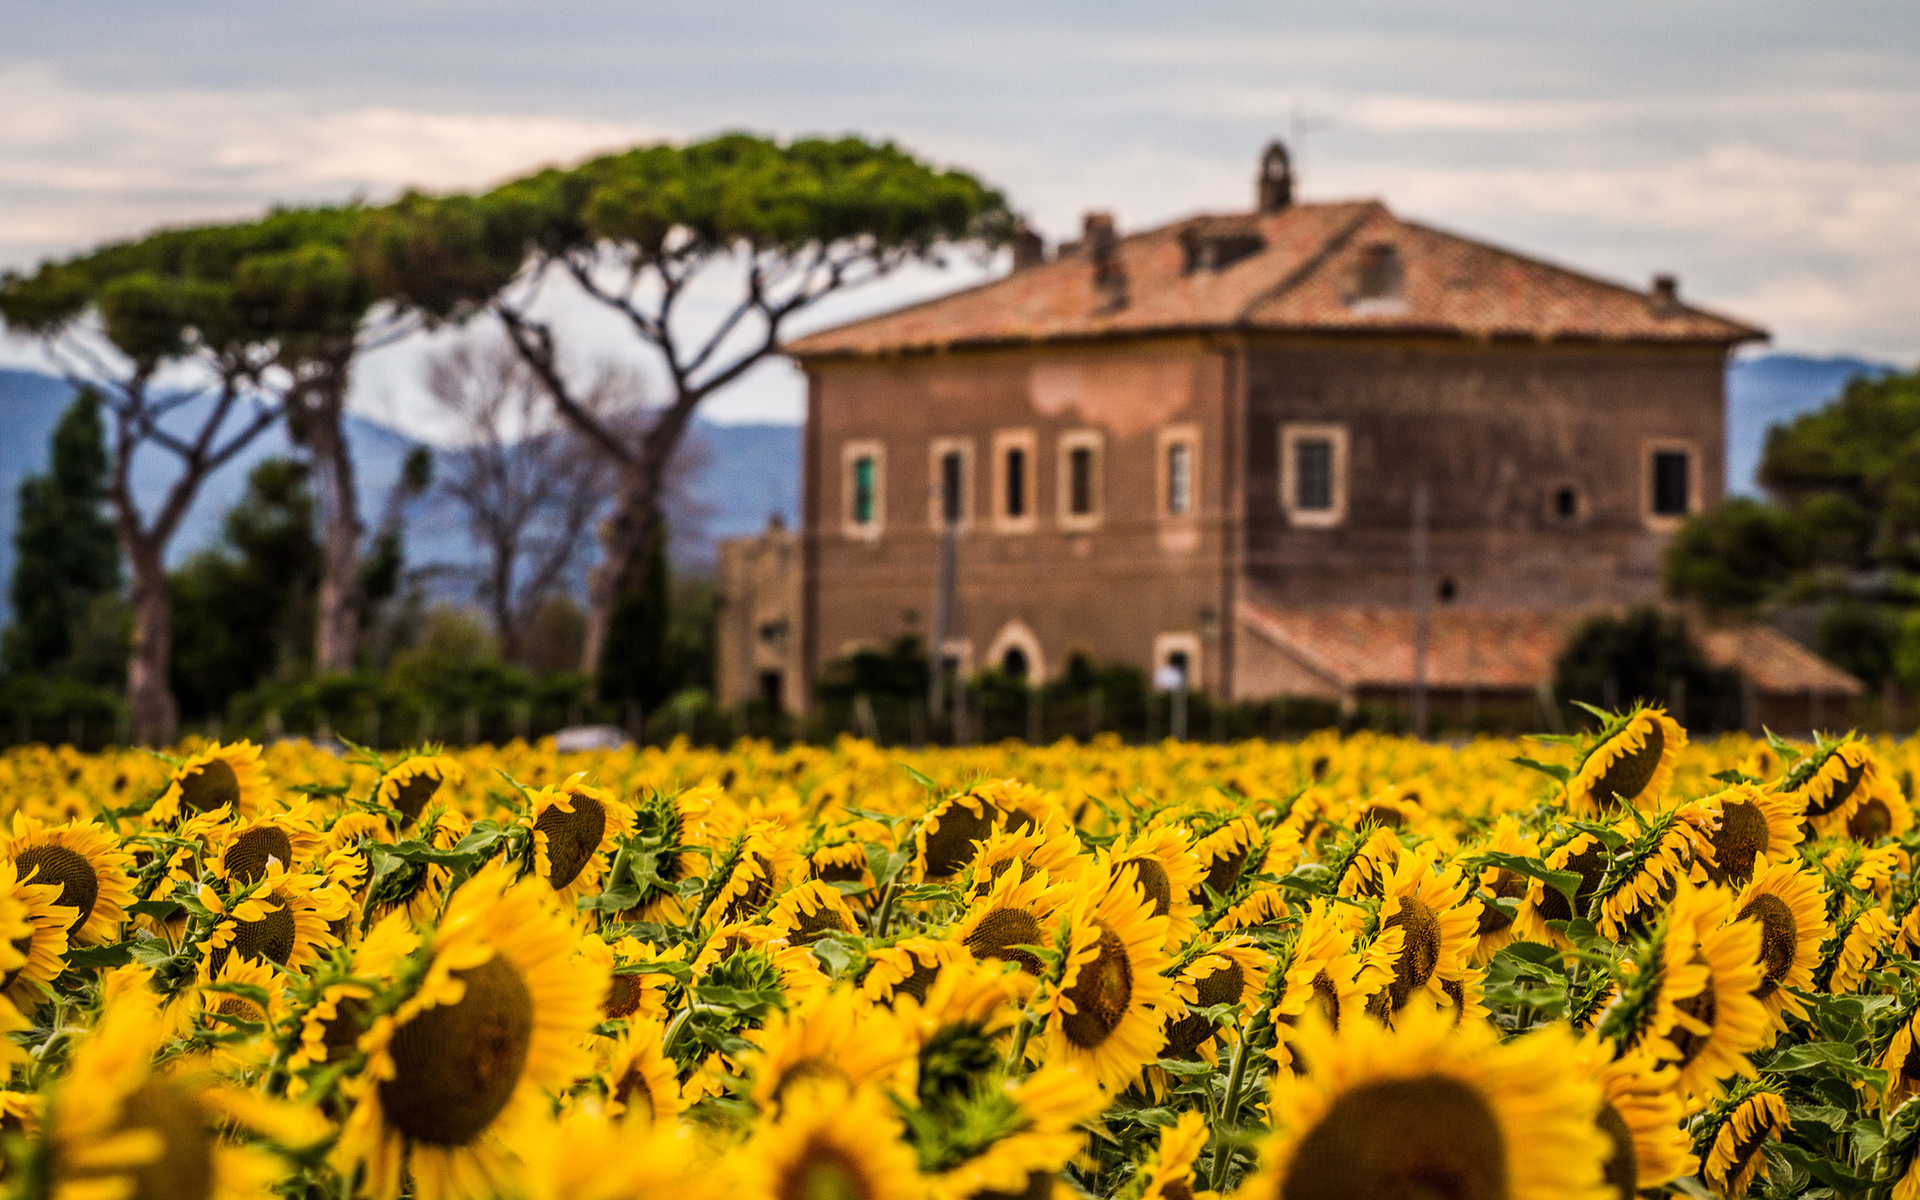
top-left (305, 377), bottom-right (363, 674)
top-left (580, 466), bottom-right (663, 677)
top-left (125, 537), bottom-right (176, 745)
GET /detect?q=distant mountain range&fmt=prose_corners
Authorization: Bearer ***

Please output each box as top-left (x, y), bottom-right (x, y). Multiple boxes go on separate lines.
top-left (0, 353), bottom-right (1902, 622)
top-left (0, 367), bottom-right (800, 621)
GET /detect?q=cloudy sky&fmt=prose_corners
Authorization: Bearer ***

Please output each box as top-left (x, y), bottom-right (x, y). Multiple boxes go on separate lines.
top-left (3, 1), bottom-right (1916, 434)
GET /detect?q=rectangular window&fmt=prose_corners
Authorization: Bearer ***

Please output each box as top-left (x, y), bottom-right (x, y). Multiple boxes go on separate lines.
top-left (1280, 423), bottom-right (1348, 528)
top-left (1294, 438), bottom-right (1333, 511)
top-left (852, 456), bottom-right (876, 525)
top-left (1005, 447), bottom-right (1026, 518)
top-left (1068, 447), bottom-right (1093, 515)
top-left (1652, 450), bottom-right (1690, 516)
top-left (941, 451), bottom-right (964, 525)
top-left (1167, 442), bottom-right (1193, 516)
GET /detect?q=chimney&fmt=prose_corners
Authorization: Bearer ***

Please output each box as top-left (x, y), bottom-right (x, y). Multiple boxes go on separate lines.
top-left (1083, 211), bottom-right (1127, 310)
top-left (1011, 222), bottom-right (1045, 271)
top-left (1650, 273), bottom-right (1680, 315)
top-left (1257, 140), bottom-right (1294, 212)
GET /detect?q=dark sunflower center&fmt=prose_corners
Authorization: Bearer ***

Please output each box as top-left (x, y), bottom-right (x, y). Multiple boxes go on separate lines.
top-left (1195, 959), bottom-right (1248, 1008)
top-left (223, 827), bottom-right (294, 885)
top-left (2, 932), bottom-right (34, 991)
top-left (1280, 1074), bottom-right (1508, 1200)
top-left (1060, 927), bottom-right (1133, 1050)
top-left (1160, 1182), bottom-right (1196, 1200)
top-left (963, 907), bottom-right (1046, 975)
top-left (227, 892), bottom-right (297, 968)
top-left (603, 974), bottom-right (642, 1019)
top-left (1310, 968), bottom-right (1342, 1030)
top-left (778, 1142), bottom-right (874, 1200)
top-left (213, 995), bottom-right (262, 1023)
top-left (921, 802), bottom-right (1002, 880)
top-left (1535, 843), bottom-right (1606, 924)
top-left (889, 956), bottom-right (943, 1005)
top-left (1476, 872), bottom-right (1524, 936)
top-left (787, 901), bottom-right (854, 945)
top-left (1709, 802), bottom-right (1769, 885)
top-left (14, 844), bottom-right (98, 935)
top-left (720, 853), bottom-right (779, 923)
top-left (1669, 957), bottom-right (1717, 1067)
top-left (320, 995), bottom-right (372, 1060)
top-left (104, 1080), bottom-right (216, 1200)
top-left (390, 771), bottom-right (443, 825)
top-left (1806, 756), bottom-right (1868, 817)
top-left (1383, 895), bottom-right (1442, 1008)
top-left (1848, 799), bottom-right (1893, 841)
top-left (612, 1062), bottom-right (655, 1121)
top-left (1123, 857), bottom-right (1174, 917)
top-left (1596, 1102), bottom-right (1637, 1200)
top-left (1361, 804), bottom-right (1405, 829)
top-left (178, 759), bottom-right (241, 814)
top-left (771, 1058), bottom-right (849, 1108)
top-left (1903, 1033), bottom-right (1920, 1084)
top-left (1196, 844), bottom-right (1250, 903)
top-left (1738, 893), bottom-right (1798, 999)
top-left (1723, 1108), bottom-right (1776, 1185)
top-left (811, 851), bottom-right (867, 884)
top-left (379, 955), bottom-right (535, 1146)
top-left (1593, 723), bottom-right (1664, 807)
top-left (535, 794), bottom-right (606, 889)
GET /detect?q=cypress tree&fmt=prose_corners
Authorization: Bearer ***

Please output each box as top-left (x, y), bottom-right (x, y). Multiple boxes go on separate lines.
top-left (5, 388), bottom-right (120, 674)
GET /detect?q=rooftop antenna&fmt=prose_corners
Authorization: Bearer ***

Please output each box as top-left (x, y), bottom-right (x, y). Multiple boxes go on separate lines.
top-left (1288, 100), bottom-right (1333, 196)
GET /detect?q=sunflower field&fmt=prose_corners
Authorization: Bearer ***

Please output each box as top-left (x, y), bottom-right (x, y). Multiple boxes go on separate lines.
top-left (0, 710), bottom-right (1918, 1200)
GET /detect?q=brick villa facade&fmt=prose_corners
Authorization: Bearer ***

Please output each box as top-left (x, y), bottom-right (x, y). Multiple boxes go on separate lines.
top-left (713, 143), bottom-right (1861, 724)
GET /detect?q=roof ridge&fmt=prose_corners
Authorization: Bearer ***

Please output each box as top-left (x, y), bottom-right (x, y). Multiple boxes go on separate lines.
top-left (1231, 201), bottom-right (1387, 325)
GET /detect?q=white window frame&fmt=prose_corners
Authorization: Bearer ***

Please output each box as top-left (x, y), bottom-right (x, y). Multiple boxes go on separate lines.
top-left (927, 436), bottom-right (976, 533)
top-left (1642, 438), bottom-right (1699, 532)
top-left (1056, 428), bottom-right (1105, 531)
top-left (986, 620), bottom-right (1047, 683)
top-left (1157, 424), bottom-right (1201, 521)
top-left (1280, 422), bottom-right (1349, 528)
top-left (991, 428), bottom-right (1039, 534)
top-left (841, 440), bottom-right (885, 541)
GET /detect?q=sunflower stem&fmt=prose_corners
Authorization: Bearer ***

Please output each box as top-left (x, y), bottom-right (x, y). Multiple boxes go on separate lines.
top-left (1005, 1008), bottom-right (1035, 1074)
top-left (872, 877), bottom-right (902, 940)
top-left (1208, 1025), bottom-right (1252, 1192)
top-left (661, 1004), bottom-right (694, 1056)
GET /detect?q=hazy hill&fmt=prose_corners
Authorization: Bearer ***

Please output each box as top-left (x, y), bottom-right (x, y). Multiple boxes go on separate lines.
top-left (0, 368), bottom-right (800, 621)
top-left (0, 353), bottom-right (1900, 622)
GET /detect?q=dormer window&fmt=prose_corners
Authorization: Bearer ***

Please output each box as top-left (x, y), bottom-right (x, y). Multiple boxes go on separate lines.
top-left (1181, 218), bottom-right (1266, 273)
top-left (1350, 243), bottom-right (1407, 315)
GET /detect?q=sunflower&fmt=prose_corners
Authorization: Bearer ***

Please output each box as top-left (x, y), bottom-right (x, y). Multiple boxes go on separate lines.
top-left (1161, 937), bottom-right (1273, 1061)
top-left (524, 776), bottom-right (635, 902)
top-left (1240, 1004), bottom-right (1610, 1200)
top-left (288, 913), bottom-right (422, 1084)
top-left (1470, 815), bottom-right (1539, 964)
top-left (922, 1063), bottom-right (1106, 1200)
top-left (1189, 817), bottom-right (1262, 906)
top-left (589, 935), bottom-right (676, 1024)
top-left (916, 788), bottom-right (1025, 883)
top-left (1782, 736), bottom-right (1885, 837)
top-left (1573, 1034), bottom-right (1695, 1198)
top-left (1697, 1085), bottom-right (1790, 1199)
top-left (1040, 875), bottom-right (1174, 1089)
top-left (743, 1079), bottom-right (924, 1200)
top-left (1847, 776), bottom-right (1913, 841)
top-left (43, 992), bottom-right (314, 1200)
top-left (3, 814), bottom-right (134, 945)
top-left (207, 806), bottom-right (327, 885)
top-left (0, 859), bottom-right (74, 1008)
top-left (1512, 832), bottom-right (1609, 948)
top-left (200, 860), bottom-right (346, 979)
top-left (1272, 902), bottom-right (1398, 1045)
top-left (700, 819), bottom-right (798, 927)
top-left (953, 869), bottom-right (1072, 979)
top-left (1565, 707), bottom-right (1685, 816)
top-left (1331, 825), bottom-right (1405, 899)
top-left (862, 936), bottom-right (975, 1007)
top-left (690, 922), bottom-right (830, 1004)
top-left (194, 953), bottom-right (287, 1067)
top-left (1366, 846), bottom-right (1482, 1018)
top-left (766, 879), bottom-right (860, 945)
top-left (1139, 1110), bottom-right (1213, 1200)
top-left (1100, 823), bottom-right (1204, 945)
top-left (1825, 842), bottom-right (1904, 905)
top-left (1731, 861), bottom-right (1829, 1032)
top-left (1592, 808), bottom-right (1700, 941)
top-left (531, 1108), bottom-right (708, 1200)
top-left (374, 753), bottom-right (467, 829)
top-left (335, 863), bottom-right (604, 1200)
top-left (149, 740), bottom-right (272, 824)
top-left (601, 1019), bottom-right (685, 1126)
top-left (370, 807), bottom-right (472, 928)
top-left (616, 786), bottom-right (714, 923)
top-left (1825, 903), bottom-right (1898, 994)
top-left (1685, 784), bottom-right (1802, 888)
top-left (745, 986), bottom-right (911, 1111)
top-left (808, 840), bottom-right (876, 906)
top-left (965, 823), bottom-right (1086, 903)
top-left (1876, 1002), bottom-right (1920, 1112)
top-left (1661, 885), bottom-right (1770, 1102)
top-left (1212, 886), bottom-right (1293, 934)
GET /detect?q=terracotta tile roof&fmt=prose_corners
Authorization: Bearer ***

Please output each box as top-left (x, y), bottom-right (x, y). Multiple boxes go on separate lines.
top-left (788, 200), bottom-right (1766, 358)
top-left (1239, 604), bottom-right (1860, 697)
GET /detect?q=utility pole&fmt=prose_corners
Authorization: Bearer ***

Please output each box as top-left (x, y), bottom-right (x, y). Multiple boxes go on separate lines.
top-left (1410, 481), bottom-right (1431, 740)
top-left (929, 522), bottom-right (958, 724)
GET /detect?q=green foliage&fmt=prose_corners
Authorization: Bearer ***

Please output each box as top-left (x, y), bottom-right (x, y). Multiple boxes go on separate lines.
top-left (169, 458), bottom-right (322, 718)
top-left (1552, 605), bottom-right (1742, 730)
top-left (4, 388), bottom-right (121, 678)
